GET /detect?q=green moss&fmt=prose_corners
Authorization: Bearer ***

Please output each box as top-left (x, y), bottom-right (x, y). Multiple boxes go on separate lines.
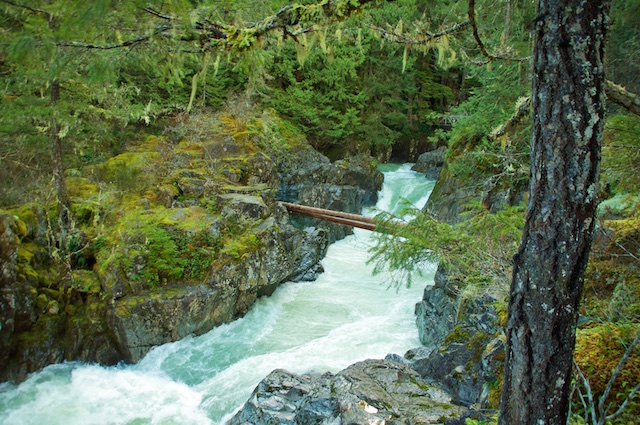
top-left (607, 216), bottom-right (640, 249)
top-left (16, 243), bottom-right (40, 280)
top-left (221, 232), bottom-right (260, 261)
top-left (36, 293), bottom-right (48, 310)
top-left (101, 208), bottom-right (187, 287)
top-left (93, 151), bottom-right (161, 192)
top-left (66, 177), bottom-right (99, 198)
top-left (8, 204), bottom-right (39, 239)
top-left (14, 315), bottom-right (63, 347)
top-left (444, 325), bottom-right (472, 345)
top-left (494, 300), bottom-right (509, 329)
top-left (574, 324), bottom-right (640, 423)
top-left (71, 270), bottom-right (101, 294)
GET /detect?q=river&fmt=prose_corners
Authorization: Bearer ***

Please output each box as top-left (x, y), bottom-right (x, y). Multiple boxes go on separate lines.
top-left (0, 163), bottom-right (435, 425)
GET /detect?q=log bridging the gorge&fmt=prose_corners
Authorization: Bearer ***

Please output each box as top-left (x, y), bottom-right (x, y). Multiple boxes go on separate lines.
top-left (280, 201), bottom-right (377, 231)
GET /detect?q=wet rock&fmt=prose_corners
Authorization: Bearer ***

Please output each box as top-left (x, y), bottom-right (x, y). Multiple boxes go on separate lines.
top-left (412, 147), bottom-right (446, 180)
top-left (219, 194), bottom-right (269, 221)
top-left (425, 162), bottom-right (526, 225)
top-left (415, 266), bottom-right (457, 349)
top-left (277, 150), bottom-right (383, 243)
top-left (411, 266), bottom-right (504, 408)
top-left (230, 359), bottom-right (465, 425)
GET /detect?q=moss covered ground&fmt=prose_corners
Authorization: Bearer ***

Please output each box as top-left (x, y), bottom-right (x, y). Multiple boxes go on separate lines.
top-left (2, 107), bottom-right (310, 369)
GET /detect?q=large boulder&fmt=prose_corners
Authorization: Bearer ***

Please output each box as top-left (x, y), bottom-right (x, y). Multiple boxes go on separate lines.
top-left (412, 265), bottom-right (505, 408)
top-left (415, 266), bottom-right (458, 349)
top-left (230, 359), bottom-right (465, 425)
top-left (412, 146), bottom-right (446, 180)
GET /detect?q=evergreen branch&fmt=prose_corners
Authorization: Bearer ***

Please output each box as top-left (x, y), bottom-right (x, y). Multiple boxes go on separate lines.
top-left (487, 82), bottom-right (640, 119)
top-left (52, 1), bottom-right (374, 54)
top-left (0, 0), bottom-right (50, 18)
top-left (221, 0), bottom-right (376, 50)
top-left (467, 0), bottom-right (530, 63)
top-left (484, 82), bottom-right (640, 142)
top-left (460, 48), bottom-right (490, 66)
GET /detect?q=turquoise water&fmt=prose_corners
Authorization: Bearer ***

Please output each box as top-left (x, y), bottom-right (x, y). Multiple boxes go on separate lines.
top-left (0, 163), bottom-right (435, 425)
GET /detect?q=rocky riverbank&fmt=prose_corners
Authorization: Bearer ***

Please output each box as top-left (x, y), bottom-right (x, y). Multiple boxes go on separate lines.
top-left (0, 111), bottom-right (383, 383)
top-left (230, 144), bottom-right (510, 423)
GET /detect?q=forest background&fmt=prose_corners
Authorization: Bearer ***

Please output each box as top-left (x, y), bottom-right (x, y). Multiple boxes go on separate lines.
top-left (1, 0), bottom-right (639, 423)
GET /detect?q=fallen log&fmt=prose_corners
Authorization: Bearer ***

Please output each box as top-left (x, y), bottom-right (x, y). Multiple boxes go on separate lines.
top-left (280, 202), bottom-right (377, 231)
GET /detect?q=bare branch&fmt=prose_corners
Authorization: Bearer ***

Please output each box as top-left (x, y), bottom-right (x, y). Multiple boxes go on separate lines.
top-left (573, 360), bottom-right (598, 425)
top-left (467, 0), bottom-right (530, 63)
top-left (598, 332), bottom-right (640, 420)
top-left (488, 97), bottom-right (531, 141)
top-left (0, 0), bottom-right (50, 17)
top-left (368, 20), bottom-right (470, 46)
top-left (143, 7), bottom-right (174, 21)
top-left (605, 382), bottom-right (640, 423)
top-left (606, 80), bottom-right (640, 117)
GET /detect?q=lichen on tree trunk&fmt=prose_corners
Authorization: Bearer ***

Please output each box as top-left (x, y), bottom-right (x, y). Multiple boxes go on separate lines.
top-left (499, 1), bottom-right (610, 424)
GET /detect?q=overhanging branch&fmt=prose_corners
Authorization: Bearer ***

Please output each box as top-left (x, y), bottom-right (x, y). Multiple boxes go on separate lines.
top-left (368, 20), bottom-right (470, 46)
top-left (487, 82), bottom-right (640, 142)
top-left (0, 0), bottom-right (50, 17)
top-left (467, 0), bottom-right (530, 63)
top-left (606, 80), bottom-right (640, 116)
top-left (52, 0), bottom-right (376, 53)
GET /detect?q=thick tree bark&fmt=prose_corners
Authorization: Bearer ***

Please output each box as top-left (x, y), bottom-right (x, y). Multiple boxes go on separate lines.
top-left (50, 79), bottom-right (71, 232)
top-left (499, 1), bottom-right (610, 424)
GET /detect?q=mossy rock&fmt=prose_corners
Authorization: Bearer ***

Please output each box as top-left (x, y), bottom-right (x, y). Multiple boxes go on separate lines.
top-left (93, 151), bottom-right (161, 191)
top-left (47, 299), bottom-right (60, 315)
top-left (574, 324), bottom-right (640, 421)
top-left (66, 177), bottom-right (99, 199)
top-left (16, 243), bottom-right (41, 281)
top-left (36, 293), bottom-right (49, 311)
top-left (606, 215), bottom-right (640, 252)
top-left (175, 139), bottom-right (207, 157)
top-left (8, 204), bottom-right (41, 239)
top-left (41, 288), bottom-right (61, 301)
top-left (71, 270), bottom-right (101, 294)
top-left (220, 232), bottom-right (261, 262)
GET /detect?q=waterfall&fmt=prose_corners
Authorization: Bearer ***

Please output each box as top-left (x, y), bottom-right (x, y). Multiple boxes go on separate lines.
top-left (0, 163), bottom-right (435, 425)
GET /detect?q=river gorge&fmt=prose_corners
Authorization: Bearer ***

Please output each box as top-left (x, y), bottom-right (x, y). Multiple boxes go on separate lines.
top-left (0, 164), bottom-right (436, 425)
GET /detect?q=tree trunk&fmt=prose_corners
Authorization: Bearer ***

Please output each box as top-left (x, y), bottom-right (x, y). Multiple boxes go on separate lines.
top-left (499, 1), bottom-right (610, 424)
top-left (50, 79), bottom-right (71, 233)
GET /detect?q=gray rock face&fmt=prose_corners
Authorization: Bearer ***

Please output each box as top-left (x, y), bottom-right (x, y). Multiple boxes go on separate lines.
top-left (230, 359), bottom-right (464, 425)
top-left (0, 138), bottom-right (383, 383)
top-left (424, 161), bottom-right (526, 225)
top-left (411, 266), bottom-right (504, 408)
top-left (277, 150), bottom-right (384, 243)
top-left (415, 266), bottom-right (457, 349)
top-left (411, 147), bottom-right (446, 180)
